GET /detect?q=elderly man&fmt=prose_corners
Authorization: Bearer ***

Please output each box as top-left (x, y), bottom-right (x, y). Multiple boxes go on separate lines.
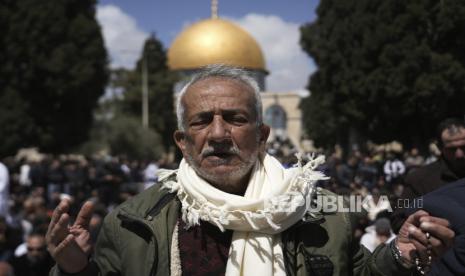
top-left (47, 65), bottom-right (454, 275)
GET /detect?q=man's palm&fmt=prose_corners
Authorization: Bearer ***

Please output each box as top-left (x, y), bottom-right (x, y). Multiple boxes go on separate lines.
top-left (46, 200), bottom-right (95, 273)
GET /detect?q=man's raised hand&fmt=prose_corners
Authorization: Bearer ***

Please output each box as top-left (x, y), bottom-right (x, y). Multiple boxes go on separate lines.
top-left (46, 199), bottom-right (95, 273)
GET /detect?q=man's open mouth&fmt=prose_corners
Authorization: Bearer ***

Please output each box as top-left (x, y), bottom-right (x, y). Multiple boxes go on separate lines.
top-left (204, 152), bottom-right (235, 159)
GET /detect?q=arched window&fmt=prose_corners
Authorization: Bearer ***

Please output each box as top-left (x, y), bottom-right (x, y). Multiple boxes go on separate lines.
top-left (265, 104), bottom-right (287, 130)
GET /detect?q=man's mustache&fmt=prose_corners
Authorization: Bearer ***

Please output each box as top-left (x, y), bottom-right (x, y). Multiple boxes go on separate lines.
top-left (201, 144), bottom-right (240, 157)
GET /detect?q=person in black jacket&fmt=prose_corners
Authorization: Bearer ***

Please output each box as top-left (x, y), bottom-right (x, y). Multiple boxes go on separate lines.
top-left (392, 118), bottom-right (465, 231)
top-left (9, 231), bottom-right (54, 276)
top-left (405, 177), bottom-right (465, 275)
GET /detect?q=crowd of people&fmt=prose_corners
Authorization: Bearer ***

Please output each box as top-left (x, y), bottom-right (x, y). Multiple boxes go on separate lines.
top-left (0, 132), bottom-right (452, 275)
top-left (0, 153), bottom-right (178, 275)
top-left (0, 68), bottom-right (465, 275)
top-left (0, 94), bottom-right (463, 275)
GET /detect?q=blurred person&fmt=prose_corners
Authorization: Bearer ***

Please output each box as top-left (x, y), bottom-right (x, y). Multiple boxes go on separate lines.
top-left (362, 188), bottom-right (392, 221)
top-left (18, 158), bottom-right (32, 192)
top-left (425, 142), bottom-right (441, 165)
top-left (9, 200), bottom-right (34, 259)
top-left (45, 159), bottom-right (65, 208)
top-left (392, 118), bottom-right (465, 232)
top-left (0, 261), bottom-right (13, 276)
top-left (21, 197), bottom-right (50, 235)
top-left (360, 218), bottom-right (396, 252)
top-left (336, 154), bottom-right (359, 189)
top-left (404, 118), bottom-right (465, 195)
top-left (350, 182), bottom-right (368, 197)
top-left (93, 160), bottom-right (123, 209)
top-left (376, 175), bottom-right (392, 194)
top-left (129, 160), bottom-right (143, 183)
top-left (119, 156), bottom-right (131, 178)
top-left (356, 155), bottom-right (379, 190)
top-left (404, 147), bottom-right (424, 172)
top-left (143, 159), bottom-right (159, 190)
top-left (0, 217), bottom-right (22, 262)
top-left (320, 150), bottom-right (342, 181)
top-left (62, 161), bottom-right (77, 197)
top-left (6, 200), bottom-right (33, 248)
top-left (383, 151), bottom-right (406, 185)
top-left (391, 183), bottom-right (404, 198)
top-left (63, 160), bottom-right (88, 206)
top-left (28, 159), bottom-right (46, 192)
top-left (46, 65), bottom-right (454, 276)
top-left (0, 162), bottom-right (9, 218)
top-left (85, 163), bottom-right (100, 198)
top-left (9, 231), bottom-right (53, 276)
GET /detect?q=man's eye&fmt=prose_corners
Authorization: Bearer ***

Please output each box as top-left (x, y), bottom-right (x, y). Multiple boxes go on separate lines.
top-left (226, 115), bottom-right (248, 124)
top-left (190, 120), bottom-right (208, 126)
top-left (189, 116), bottom-right (213, 127)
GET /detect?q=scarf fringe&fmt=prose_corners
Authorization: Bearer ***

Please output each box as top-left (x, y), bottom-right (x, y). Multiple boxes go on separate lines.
top-left (159, 153), bottom-right (328, 232)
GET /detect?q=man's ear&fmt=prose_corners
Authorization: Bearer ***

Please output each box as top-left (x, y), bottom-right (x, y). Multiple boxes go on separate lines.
top-left (174, 130), bottom-right (187, 153)
top-left (259, 124), bottom-right (271, 150)
top-left (260, 124), bottom-right (271, 142)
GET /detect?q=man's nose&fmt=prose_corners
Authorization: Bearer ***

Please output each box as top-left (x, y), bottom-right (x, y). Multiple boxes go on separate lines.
top-left (208, 116), bottom-right (230, 141)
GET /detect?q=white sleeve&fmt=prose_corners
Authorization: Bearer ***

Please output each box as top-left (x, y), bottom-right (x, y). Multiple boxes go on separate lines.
top-left (383, 161), bottom-right (391, 175)
top-left (396, 161), bottom-right (406, 175)
top-left (0, 165), bottom-right (9, 193)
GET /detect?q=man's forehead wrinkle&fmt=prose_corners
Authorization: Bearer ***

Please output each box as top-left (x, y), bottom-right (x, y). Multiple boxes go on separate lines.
top-left (185, 83), bottom-right (240, 103)
top-left (189, 77), bottom-right (253, 97)
top-left (185, 91), bottom-right (249, 112)
top-left (190, 93), bottom-right (241, 113)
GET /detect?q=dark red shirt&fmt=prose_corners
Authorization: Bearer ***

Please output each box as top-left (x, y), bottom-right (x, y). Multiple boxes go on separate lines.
top-left (178, 217), bottom-right (233, 276)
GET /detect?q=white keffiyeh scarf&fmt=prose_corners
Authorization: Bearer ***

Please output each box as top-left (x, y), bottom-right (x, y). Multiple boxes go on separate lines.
top-left (158, 153), bottom-right (327, 276)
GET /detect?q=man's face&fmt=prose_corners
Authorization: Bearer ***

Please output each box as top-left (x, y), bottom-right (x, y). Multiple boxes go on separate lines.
top-left (174, 77), bottom-right (269, 194)
top-left (441, 126), bottom-right (465, 176)
top-left (27, 235), bottom-right (47, 264)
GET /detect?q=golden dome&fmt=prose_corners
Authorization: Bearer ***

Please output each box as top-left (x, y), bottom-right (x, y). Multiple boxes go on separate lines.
top-left (168, 18), bottom-right (266, 71)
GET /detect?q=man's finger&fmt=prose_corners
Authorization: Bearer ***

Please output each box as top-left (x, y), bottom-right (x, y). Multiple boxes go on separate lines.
top-left (410, 238), bottom-right (429, 263)
top-left (73, 201), bottom-right (95, 229)
top-left (419, 216), bottom-right (450, 228)
top-left (49, 213), bottom-right (70, 245)
top-left (47, 199), bottom-right (70, 234)
top-left (407, 225), bottom-right (429, 246)
top-left (405, 210), bottom-right (430, 225)
top-left (398, 210), bottom-right (430, 243)
top-left (427, 235), bottom-right (445, 258)
top-left (420, 221), bottom-right (455, 248)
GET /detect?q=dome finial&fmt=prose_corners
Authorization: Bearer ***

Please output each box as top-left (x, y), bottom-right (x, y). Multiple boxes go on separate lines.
top-left (211, 0), bottom-right (218, 19)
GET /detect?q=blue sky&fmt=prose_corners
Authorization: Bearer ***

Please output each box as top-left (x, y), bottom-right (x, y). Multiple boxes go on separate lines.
top-left (96, 0), bottom-right (319, 91)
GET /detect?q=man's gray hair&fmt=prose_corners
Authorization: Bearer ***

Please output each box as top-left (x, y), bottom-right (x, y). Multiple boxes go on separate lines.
top-left (176, 64), bottom-right (263, 131)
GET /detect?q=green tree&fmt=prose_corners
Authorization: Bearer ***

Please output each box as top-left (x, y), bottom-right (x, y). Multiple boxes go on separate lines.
top-left (300, 0), bottom-right (465, 149)
top-left (81, 111), bottom-right (163, 160)
top-left (0, 0), bottom-right (107, 156)
top-left (118, 34), bottom-right (177, 152)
